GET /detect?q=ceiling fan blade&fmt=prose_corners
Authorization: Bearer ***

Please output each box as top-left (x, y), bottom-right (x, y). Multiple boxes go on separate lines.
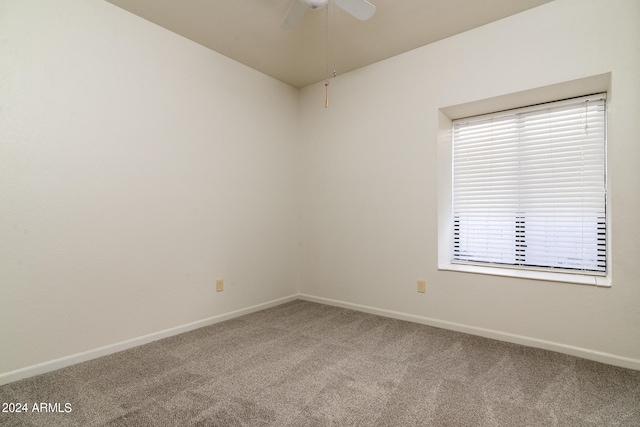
top-left (335, 0), bottom-right (376, 21)
top-left (281, 0), bottom-right (308, 29)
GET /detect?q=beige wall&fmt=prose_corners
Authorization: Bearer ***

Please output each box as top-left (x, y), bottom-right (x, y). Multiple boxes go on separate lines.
top-left (0, 0), bottom-right (300, 378)
top-left (299, 0), bottom-right (640, 368)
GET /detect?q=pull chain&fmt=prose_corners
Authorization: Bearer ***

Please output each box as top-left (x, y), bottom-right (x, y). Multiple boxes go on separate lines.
top-left (325, 80), bottom-right (329, 108)
top-left (324, 4), bottom-right (329, 108)
top-left (324, 2), bottom-right (337, 108)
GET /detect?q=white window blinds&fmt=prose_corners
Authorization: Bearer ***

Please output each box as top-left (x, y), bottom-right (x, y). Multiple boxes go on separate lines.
top-left (452, 94), bottom-right (606, 274)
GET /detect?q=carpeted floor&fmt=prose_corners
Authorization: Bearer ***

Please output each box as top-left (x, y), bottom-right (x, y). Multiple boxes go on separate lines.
top-left (1, 300), bottom-right (639, 426)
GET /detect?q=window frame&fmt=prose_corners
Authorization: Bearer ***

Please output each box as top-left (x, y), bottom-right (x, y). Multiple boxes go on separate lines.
top-left (452, 94), bottom-right (607, 274)
top-left (437, 75), bottom-right (611, 287)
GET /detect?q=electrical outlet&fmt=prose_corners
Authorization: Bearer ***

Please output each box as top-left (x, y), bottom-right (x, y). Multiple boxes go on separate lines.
top-left (417, 280), bottom-right (426, 293)
top-left (216, 279), bottom-right (224, 292)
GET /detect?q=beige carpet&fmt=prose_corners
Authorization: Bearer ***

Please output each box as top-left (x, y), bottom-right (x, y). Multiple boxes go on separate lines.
top-left (1, 300), bottom-right (639, 426)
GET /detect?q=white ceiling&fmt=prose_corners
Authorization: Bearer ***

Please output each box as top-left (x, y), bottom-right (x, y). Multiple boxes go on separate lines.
top-left (105, 0), bottom-right (553, 89)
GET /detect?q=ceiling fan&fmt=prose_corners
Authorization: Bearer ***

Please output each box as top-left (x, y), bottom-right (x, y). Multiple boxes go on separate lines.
top-left (281, 0), bottom-right (376, 29)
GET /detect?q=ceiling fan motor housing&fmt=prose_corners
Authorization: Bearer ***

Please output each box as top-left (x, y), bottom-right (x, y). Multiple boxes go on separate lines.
top-left (300, 0), bottom-right (329, 9)
top-left (282, 0), bottom-right (375, 30)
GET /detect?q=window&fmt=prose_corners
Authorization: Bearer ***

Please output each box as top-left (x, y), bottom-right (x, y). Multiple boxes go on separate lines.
top-left (451, 94), bottom-right (606, 276)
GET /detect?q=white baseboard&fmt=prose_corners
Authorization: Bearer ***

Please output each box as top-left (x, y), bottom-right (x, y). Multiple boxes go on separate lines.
top-left (4, 292), bottom-right (637, 385)
top-left (0, 295), bottom-right (298, 386)
top-left (298, 294), bottom-right (640, 371)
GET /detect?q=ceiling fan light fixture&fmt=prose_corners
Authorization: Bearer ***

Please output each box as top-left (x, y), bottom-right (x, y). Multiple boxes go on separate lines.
top-left (300, 0), bottom-right (329, 10)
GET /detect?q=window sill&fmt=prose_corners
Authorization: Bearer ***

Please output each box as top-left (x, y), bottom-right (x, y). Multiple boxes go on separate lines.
top-left (439, 262), bottom-right (611, 287)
